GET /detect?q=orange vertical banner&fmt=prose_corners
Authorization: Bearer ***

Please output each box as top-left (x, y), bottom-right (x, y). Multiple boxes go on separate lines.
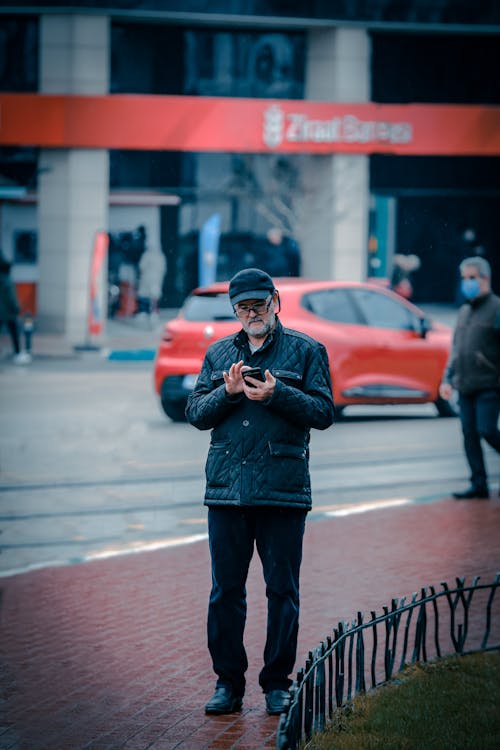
top-left (88, 231), bottom-right (108, 336)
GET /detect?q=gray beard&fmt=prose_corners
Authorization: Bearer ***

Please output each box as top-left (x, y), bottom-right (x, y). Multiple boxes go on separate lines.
top-left (243, 312), bottom-right (276, 339)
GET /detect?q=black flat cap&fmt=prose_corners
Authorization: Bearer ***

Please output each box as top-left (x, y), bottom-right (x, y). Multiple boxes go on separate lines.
top-left (229, 268), bottom-right (275, 306)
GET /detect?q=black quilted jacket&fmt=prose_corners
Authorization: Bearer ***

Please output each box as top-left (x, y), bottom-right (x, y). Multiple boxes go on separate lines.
top-left (185, 319), bottom-right (335, 510)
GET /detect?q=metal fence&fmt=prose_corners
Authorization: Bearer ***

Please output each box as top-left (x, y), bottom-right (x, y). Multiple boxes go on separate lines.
top-left (276, 573), bottom-right (500, 750)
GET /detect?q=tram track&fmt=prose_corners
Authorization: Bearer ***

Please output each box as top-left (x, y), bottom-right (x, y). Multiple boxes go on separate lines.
top-left (0, 447), bottom-right (464, 494)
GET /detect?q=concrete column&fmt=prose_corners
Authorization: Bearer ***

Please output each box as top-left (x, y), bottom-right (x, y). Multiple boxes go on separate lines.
top-left (37, 15), bottom-right (109, 341)
top-left (302, 28), bottom-right (370, 281)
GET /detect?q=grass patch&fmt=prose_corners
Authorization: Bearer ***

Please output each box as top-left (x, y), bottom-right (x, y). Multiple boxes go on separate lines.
top-left (304, 651), bottom-right (500, 750)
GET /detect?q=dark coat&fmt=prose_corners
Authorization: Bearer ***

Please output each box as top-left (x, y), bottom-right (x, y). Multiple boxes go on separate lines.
top-left (0, 272), bottom-right (20, 322)
top-left (185, 318), bottom-right (334, 510)
top-left (445, 292), bottom-right (500, 394)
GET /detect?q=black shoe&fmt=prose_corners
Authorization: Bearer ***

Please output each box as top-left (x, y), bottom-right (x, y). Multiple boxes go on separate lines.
top-left (265, 689), bottom-right (290, 716)
top-left (205, 685), bottom-right (243, 715)
top-left (452, 486), bottom-right (489, 500)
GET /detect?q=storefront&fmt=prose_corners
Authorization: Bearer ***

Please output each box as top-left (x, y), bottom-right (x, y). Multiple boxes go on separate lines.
top-left (1, 6), bottom-right (499, 341)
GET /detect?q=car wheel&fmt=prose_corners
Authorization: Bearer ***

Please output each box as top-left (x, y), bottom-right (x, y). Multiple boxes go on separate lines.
top-left (160, 398), bottom-right (188, 422)
top-left (434, 395), bottom-right (459, 418)
top-left (335, 405), bottom-right (346, 420)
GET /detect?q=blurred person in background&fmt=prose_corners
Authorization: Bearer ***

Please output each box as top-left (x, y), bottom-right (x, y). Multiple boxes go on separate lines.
top-left (439, 256), bottom-right (500, 499)
top-left (0, 255), bottom-right (31, 365)
top-left (390, 253), bottom-right (421, 300)
top-left (264, 227), bottom-right (301, 277)
top-left (137, 237), bottom-right (166, 325)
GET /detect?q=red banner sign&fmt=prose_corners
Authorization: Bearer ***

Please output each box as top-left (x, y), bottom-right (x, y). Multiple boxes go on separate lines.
top-left (1, 93), bottom-right (500, 155)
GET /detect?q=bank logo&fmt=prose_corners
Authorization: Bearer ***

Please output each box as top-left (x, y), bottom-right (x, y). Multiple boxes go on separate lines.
top-left (263, 105), bottom-right (284, 149)
top-left (263, 104), bottom-right (413, 149)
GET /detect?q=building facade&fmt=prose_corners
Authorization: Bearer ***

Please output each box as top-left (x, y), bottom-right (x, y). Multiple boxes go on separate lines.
top-left (0, 1), bottom-right (499, 342)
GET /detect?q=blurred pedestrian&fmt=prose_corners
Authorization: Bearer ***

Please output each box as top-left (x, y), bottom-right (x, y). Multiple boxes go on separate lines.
top-left (263, 227), bottom-right (301, 277)
top-left (439, 256), bottom-right (500, 499)
top-left (137, 241), bottom-right (166, 324)
top-left (185, 268), bottom-right (334, 716)
top-left (390, 253), bottom-right (421, 300)
top-left (0, 256), bottom-right (31, 364)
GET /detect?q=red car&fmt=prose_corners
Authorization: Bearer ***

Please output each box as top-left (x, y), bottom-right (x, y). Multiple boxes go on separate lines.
top-left (153, 278), bottom-right (455, 422)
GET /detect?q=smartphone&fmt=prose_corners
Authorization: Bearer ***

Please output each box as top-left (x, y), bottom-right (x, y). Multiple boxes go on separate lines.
top-left (242, 366), bottom-right (265, 387)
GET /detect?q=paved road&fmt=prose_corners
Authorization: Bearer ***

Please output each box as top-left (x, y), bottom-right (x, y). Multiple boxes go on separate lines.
top-left (1, 320), bottom-right (500, 750)
top-left (2, 356), bottom-right (498, 576)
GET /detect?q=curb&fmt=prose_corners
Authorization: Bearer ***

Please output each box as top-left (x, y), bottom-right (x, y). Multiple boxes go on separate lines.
top-left (106, 348), bottom-right (156, 361)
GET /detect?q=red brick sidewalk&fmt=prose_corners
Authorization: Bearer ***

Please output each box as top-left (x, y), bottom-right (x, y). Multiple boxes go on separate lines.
top-left (1, 498), bottom-right (499, 750)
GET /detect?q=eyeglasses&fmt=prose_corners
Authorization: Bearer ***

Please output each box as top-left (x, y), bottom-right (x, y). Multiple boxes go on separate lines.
top-left (234, 297), bottom-right (273, 317)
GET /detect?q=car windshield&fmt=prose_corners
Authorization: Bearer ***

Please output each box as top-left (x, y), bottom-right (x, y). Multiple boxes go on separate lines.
top-left (182, 292), bottom-right (234, 322)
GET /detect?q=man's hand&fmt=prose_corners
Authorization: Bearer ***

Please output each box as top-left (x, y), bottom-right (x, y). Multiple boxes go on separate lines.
top-left (439, 383), bottom-right (453, 400)
top-left (223, 360), bottom-right (245, 395)
top-left (242, 369), bottom-right (276, 401)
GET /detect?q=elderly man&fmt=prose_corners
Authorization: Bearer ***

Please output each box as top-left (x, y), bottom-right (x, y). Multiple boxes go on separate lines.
top-left (440, 256), bottom-right (500, 499)
top-left (185, 268), bottom-right (334, 716)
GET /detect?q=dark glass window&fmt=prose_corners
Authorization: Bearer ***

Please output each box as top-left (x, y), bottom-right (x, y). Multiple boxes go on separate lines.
top-left (351, 288), bottom-right (417, 330)
top-left (371, 156), bottom-right (500, 193)
top-left (371, 32), bottom-right (500, 104)
top-left (111, 24), bottom-right (184, 94)
top-left (14, 230), bottom-right (37, 264)
top-left (0, 17), bottom-right (38, 92)
top-left (184, 29), bottom-right (305, 98)
top-left (0, 147), bottom-right (38, 189)
top-left (112, 23), bottom-right (305, 99)
top-left (109, 150), bottom-right (182, 189)
top-left (301, 289), bottom-right (359, 324)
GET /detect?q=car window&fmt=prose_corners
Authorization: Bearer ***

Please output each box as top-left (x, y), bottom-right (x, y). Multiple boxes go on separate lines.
top-left (351, 288), bottom-right (418, 330)
top-left (301, 289), bottom-right (360, 324)
top-left (183, 293), bottom-right (234, 321)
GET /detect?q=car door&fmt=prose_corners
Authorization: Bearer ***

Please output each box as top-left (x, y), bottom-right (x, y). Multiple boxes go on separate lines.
top-left (346, 287), bottom-right (446, 399)
top-left (297, 287), bottom-right (374, 402)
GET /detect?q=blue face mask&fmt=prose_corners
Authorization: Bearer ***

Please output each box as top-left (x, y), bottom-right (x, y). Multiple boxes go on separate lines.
top-left (461, 278), bottom-right (481, 300)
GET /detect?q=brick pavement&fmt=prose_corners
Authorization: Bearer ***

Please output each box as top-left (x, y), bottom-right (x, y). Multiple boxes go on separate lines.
top-left (1, 497), bottom-right (499, 750)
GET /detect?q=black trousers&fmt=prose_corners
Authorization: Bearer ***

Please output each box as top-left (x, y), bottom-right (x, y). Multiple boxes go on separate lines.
top-left (207, 505), bottom-right (307, 696)
top-left (1, 319), bottom-right (20, 354)
top-left (459, 389), bottom-right (500, 491)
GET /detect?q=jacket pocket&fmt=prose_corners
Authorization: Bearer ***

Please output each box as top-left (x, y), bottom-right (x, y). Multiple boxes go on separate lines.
top-left (205, 440), bottom-right (231, 488)
top-left (272, 369), bottom-right (303, 386)
top-left (211, 370), bottom-right (225, 379)
top-left (267, 441), bottom-right (307, 493)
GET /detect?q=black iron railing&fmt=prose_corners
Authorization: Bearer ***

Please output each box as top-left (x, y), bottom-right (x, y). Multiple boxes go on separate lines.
top-left (276, 573), bottom-right (500, 750)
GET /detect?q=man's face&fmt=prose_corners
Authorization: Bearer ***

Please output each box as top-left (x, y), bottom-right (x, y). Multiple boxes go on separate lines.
top-left (461, 265), bottom-right (490, 296)
top-left (234, 294), bottom-right (277, 339)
